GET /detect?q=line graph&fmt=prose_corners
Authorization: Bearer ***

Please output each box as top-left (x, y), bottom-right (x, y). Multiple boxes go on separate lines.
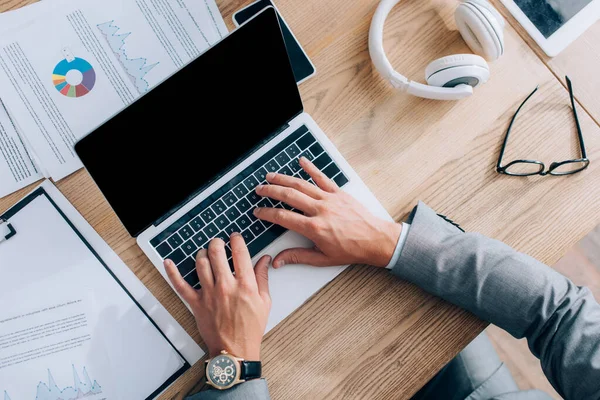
top-left (97, 20), bottom-right (158, 93)
top-left (3, 365), bottom-right (102, 400)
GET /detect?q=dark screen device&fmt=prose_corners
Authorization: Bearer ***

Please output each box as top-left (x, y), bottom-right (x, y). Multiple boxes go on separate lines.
top-left (233, 0), bottom-right (316, 84)
top-left (75, 7), bottom-right (302, 237)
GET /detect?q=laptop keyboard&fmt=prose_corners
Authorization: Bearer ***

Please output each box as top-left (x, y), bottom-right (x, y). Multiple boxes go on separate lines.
top-left (150, 125), bottom-right (349, 289)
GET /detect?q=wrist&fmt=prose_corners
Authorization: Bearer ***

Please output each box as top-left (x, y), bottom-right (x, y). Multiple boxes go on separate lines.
top-left (371, 221), bottom-right (402, 268)
top-left (209, 346), bottom-right (261, 361)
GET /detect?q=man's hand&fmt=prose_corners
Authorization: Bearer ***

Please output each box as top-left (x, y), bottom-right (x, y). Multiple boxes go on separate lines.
top-left (164, 233), bottom-right (271, 360)
top-left (254, 157), bottom-right (402, 268)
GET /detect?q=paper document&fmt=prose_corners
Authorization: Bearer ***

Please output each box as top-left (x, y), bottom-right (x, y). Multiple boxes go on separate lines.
top-left (0, 181), bottom-right (204, 399)
top-left (0, 100), bottom-right (42, 198)
top-left (0, 291), bottom-right (117, 400)
top-left (0, 2), bottom-right (53, 198)
top-left (0, 0), bottom-right (227, 181)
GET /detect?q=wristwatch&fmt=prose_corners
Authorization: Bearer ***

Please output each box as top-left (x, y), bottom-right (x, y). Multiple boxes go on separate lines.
top-left (205, 350), bottom-right (262, 390)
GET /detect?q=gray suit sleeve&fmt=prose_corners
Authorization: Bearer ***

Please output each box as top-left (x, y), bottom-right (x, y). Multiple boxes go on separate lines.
top-left (392, 202), bottom-right (600, 400)
top-left (186, 379), bottom-right (270, 400)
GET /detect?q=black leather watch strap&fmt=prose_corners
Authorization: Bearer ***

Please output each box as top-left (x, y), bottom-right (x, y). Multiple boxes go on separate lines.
top-left (240, 361), bottom-right (262, 381)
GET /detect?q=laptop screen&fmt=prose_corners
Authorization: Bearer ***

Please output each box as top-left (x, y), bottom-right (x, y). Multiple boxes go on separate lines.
top-left (76, 7), bottom-right (302, 237)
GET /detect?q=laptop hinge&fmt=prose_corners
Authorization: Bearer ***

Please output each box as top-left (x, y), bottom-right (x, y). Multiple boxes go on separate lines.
top-left (273, 122), bottom-right (290, 136)
top-left (152, 122), bottom-right (291, 229)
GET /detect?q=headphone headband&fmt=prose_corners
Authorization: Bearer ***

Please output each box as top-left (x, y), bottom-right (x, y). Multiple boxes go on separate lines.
top-left (369, 0), bottom-right (475, 100)
top-left (368, 0), bottom-right (409, 89)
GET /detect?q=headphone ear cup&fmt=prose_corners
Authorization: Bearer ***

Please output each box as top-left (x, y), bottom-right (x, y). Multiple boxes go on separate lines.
top-left (465, 0), bottom-right (505, 28)
top-left (425, 54), bottom-right (490, 88)
top-left (455, 1), bottom-right (505, 61)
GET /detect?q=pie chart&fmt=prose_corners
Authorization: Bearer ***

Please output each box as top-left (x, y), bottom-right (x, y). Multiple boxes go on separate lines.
top-left (52, 57), bottom-right (96, 98)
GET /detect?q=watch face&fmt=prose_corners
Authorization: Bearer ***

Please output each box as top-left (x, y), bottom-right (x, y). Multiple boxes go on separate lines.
top-left (207, 354), bottom-right (238, 388)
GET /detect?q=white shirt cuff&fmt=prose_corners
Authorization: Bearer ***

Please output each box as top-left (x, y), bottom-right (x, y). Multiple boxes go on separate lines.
top-left (385, 222), bottom-right (410, 270)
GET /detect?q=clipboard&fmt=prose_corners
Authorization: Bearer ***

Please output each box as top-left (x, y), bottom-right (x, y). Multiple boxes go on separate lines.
top-left (0, 218), bottom-right (16, 242)
top-left (0, 181), bottom-right (204, 400)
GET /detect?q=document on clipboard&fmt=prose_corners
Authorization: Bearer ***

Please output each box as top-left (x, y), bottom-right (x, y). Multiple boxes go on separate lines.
top-left (0, 181), bottom-right (204, 400)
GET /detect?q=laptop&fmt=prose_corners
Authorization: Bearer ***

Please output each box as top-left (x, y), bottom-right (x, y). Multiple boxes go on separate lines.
top-left (75, 7), bottom-right (391, 331)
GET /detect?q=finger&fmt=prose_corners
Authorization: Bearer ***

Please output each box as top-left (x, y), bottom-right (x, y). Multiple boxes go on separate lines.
top-left (264, 172), bottom-right (323, 199)
top-left (195, 249), bottom-right (214, 289)
top-left (272, 247), bottom-right (332, 268)
top-left (254, 255), bottom-right (271, 298)
top-left (253, 207), bottom-right (311, 235)
top-left (207, 238), bottom-right (234, 282)
top-left (164, 259), bottom-right (200, 303)
top-left (229, 233), bottom-right (254, 281)
top-left (256, 184), bottom-right (317, 214)
top-left (300, 157), bottom-right (338, 193)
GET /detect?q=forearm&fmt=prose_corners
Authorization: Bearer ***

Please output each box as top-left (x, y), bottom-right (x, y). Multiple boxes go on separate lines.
top-left (391, 202), bottom-right (600, 399)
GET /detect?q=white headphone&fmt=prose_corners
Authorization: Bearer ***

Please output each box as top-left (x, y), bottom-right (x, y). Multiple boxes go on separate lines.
top-left (369, 0), bottom-right (506, 101)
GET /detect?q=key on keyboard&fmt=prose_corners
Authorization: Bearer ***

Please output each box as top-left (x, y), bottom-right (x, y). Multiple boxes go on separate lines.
top-left (167, 233), bottom-right (183, 249)
top-left (285, 143), bottom-right (301, 158)
top-left (223, 192), bottom-right (237, 207)
top-left (203, 223), bottom-right (219, 237)
top-left (225, 222), bottom-right (240, 236)
top-left (192, 231), bottom-right (208, 247)
top-left (275, 151), bottom-right (290, 165)
top-left (184, 269), bottom-right (200, 287)
top-left (241, 229), bottom-right (255, 243)
top-left (309, 142), bottom-right (324, 157)
top-left (233, 184), bottom-right (248, 198)
top-left (236, 198), bottom-right (252, 213)
top-left (179, 225), bottom-right (194, 240)
top-left (265, 160), bottom-right (279, 172)
top-left (200, 209), bottom-right (216, 223)
top-left (216, 231), bottom-right (229, 242)
top-left (249, 221), bottom-right (266, 236)
top-left (177, 257), bottom-right (196, 277)
top-left (279, 165), bottom-right (293, 176)
top-left (225, 207), bottom-right (241, 221)
top-left (246, 191), bottom-right (261, 204)
top-left (214, 215), bottom-right (229, 230)
top-left (211, 200), bottom-right (227, 215)
top-left (244, 176), bottom-right (260, 190)
top-left (190, 216), bottom-right (204, 231)
top-left (237, 214), bottom-right (252, 229)
top-left (156, 242), bottom-right (172, 258)
top-left (254, 167), bottom-right (268, 182)
top-left (182, 240), bottom-right (197, 256)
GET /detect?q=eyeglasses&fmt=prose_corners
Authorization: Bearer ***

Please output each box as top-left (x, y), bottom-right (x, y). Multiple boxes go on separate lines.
top-left (496, 76), bottom-right (590, 177)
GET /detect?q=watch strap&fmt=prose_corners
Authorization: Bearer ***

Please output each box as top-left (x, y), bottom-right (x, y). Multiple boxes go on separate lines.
top-left (240, 361), bottom-right (262, 381)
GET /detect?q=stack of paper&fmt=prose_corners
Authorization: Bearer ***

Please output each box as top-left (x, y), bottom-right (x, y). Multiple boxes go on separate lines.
top-left (0, 0), bottom-right (228, 197)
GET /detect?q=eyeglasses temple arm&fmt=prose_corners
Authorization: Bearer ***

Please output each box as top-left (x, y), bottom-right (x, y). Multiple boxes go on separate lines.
top-left (566, 76), bottom-right (587, 159)
top-left (497, 86), bottom-right (539, 170)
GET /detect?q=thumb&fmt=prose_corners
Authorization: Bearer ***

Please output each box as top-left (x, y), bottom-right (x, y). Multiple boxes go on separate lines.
top-left (273, 247), bottom-right (332, 268)
top-left (254, 255), bottom-right (271, 298)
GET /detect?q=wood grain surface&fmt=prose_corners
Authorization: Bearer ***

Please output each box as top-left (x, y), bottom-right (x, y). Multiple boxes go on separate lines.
top-left (490, 0), bottom-right (600, 126)
top-left (2, 0), bottom-right (600, 399)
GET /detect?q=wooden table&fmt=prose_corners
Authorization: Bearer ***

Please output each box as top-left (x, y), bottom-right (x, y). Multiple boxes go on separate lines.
top-left (2, 0), bottom-right (600, 398)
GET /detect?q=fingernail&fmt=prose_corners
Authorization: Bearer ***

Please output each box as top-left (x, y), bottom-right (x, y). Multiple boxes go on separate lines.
top-left (274, 260), bottom-right (284, 268)
top-left (231, 232), bottom-right (241, 237)
top-left (165, 259), bottom-right (173, 267)
top-left (299, 156), bottom-right (306, 163)
top-left (253, 208), bottom-right (260, 215)
top-left (256, 185), bottom-right (264, 193)
top-left (266, 172), bottom-right (276, 180)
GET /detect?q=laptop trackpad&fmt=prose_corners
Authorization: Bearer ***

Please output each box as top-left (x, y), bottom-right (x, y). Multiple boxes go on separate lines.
top-left (254, 229), bottom-right (347, 332)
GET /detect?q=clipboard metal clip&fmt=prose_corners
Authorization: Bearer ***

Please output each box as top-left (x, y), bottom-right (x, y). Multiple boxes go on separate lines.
top-left (0, 218), bottom-right (16, 243)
